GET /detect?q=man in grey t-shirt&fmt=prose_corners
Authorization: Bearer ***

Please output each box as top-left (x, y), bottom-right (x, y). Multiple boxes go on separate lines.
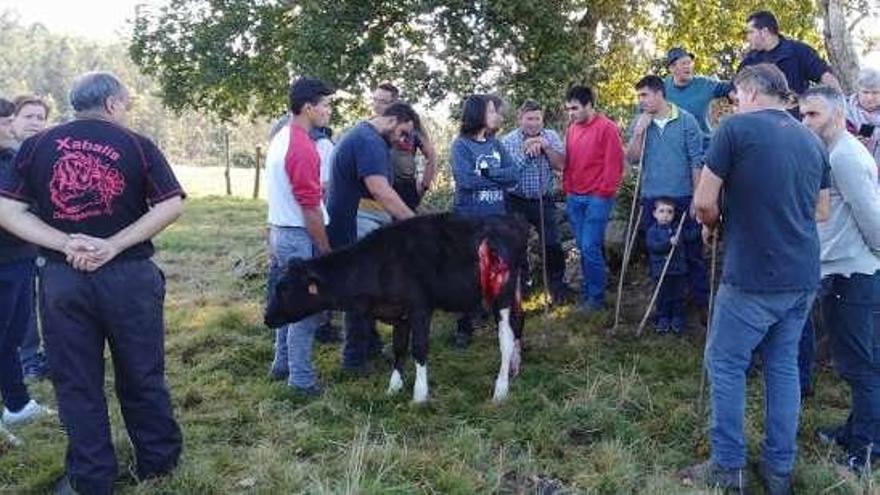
top-left (802, 86), bottom-right (880, 474)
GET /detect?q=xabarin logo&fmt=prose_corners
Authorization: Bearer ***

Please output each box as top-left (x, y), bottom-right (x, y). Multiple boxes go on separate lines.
top-left (50, 137), bottom-right (125, 221)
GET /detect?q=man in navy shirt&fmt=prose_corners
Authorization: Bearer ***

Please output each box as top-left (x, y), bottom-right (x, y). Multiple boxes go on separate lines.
top-left (680, 64), bottom-right (830, 493)
top-left (739, 11), bottom-right (840, 99)
top-left (327, 102), bottom-right (418, 374)
top-left (0, 72), bottom-right (185, 494)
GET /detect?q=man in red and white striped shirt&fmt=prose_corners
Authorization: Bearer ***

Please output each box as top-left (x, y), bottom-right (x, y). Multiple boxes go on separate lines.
top-left (265, 77), bottom-right (334, 396)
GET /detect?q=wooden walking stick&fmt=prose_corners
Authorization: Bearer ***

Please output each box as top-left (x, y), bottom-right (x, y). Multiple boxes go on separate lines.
top-left (613, 131), bottom-right (647, 329)
top-left (635, 212), bottom-right (687, 336)
top-left (697, 229), bottom-right (719, 420)
top-left (536, 153), bottom-right (551, 317)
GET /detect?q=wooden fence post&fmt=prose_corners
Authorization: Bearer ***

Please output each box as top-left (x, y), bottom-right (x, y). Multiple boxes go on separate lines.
top-left (224, 129), bottom-right (232, 196)
top-left (253, 145), bottom-right (262, 199)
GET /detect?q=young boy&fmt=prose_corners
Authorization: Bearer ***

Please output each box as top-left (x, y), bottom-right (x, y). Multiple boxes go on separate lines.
top-left (645, 198), bottom-right (689, 334)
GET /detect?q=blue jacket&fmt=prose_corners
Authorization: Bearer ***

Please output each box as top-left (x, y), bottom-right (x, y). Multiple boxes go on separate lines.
top-left (451, 135), bottom-right (521, 216)
top-left (646, 222), bottom-right (688, 278)
top-left (629, 104), bottom-right (704, 199)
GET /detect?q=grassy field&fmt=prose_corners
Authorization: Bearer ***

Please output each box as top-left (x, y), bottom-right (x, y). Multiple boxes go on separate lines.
top-left (0, 196), bottom-right (875, 494)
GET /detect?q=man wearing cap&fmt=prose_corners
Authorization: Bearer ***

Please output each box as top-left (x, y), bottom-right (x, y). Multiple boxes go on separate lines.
top-left (663, 47), bottom-right (734, 148)
top-left (265, 76), bottom-right (334, 395)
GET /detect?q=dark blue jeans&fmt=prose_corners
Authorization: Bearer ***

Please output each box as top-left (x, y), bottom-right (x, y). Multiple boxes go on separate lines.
top-left (798, 312), bottom-right (815, 392)
top-left (342, 211), bottom-right (387, 369)
top-left (266, 226), bottom-right (319, 389)
top-left (18, 292), bottom-right (41, 371)
top-left (640, 196), bottom-right (709, 306)
top-left (706, 284), bottom-right (815, 475)
top-left (0, 259), bottom-right (34, 413)
top-left (824, 270), bottom-right (880, 458)
top-left (565, 194), bottom-right (614, 307)
top-left (41, 260), bottom-right (182, 495)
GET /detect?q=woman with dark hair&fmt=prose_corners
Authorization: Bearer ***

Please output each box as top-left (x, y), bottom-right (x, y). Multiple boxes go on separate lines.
top-left (450, 94), bottom-right (521, 347)
top-left (451, 94), bottom-right (520, 216)
top-left (0, 97), bottom-right (52, 429)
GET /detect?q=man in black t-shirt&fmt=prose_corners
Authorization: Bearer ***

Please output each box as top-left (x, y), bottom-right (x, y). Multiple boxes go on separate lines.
top-left (0, 72), bottom-right (185, 495)
top-left (739, 10), bottom-right (841, 118)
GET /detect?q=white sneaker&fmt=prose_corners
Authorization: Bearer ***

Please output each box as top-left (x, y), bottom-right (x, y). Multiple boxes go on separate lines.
top-left (2, 400), bottom-right (54, 426)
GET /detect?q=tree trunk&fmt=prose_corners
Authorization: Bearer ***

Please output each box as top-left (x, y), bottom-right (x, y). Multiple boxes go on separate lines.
top-left (253, 145), bottom-right (262, 199)
top-left (821, 0), bottom-right (860, 94)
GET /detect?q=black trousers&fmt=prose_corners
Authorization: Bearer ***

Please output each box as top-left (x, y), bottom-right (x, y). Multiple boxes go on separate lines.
top-left (504, 194), bottom-right (566, 294)
top-left (41, 259), bottom-right (182, 495)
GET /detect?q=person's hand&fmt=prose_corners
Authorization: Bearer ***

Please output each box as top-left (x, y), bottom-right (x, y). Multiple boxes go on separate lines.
top-left (523, 137), bottom-right (544, 158)
top-left (670, 235), bottom-right (679, 246)
top-left (701, 225), bottom-right (716, 246)
top-left (418, 179), bottom-right (430, 197)
top-left (63, 235), bottom-right (99, 271)
top-left (633, 113), bottom-right (652, 136)
top-left (66, 234), bottom-right (120, 272)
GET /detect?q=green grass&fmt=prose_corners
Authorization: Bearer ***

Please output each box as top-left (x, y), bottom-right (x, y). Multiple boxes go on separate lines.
top-left (0, 196), bottom-right (874, 494)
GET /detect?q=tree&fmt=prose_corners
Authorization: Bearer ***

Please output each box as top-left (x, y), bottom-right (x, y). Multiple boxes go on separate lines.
top-left (130, 0), bottom-right (656, 124)
top-left (820, 0), bottom-right (879, 93)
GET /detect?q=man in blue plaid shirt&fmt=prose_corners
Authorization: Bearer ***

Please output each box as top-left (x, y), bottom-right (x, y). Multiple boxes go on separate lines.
top-left (500, 99), bottom-right (568, 303)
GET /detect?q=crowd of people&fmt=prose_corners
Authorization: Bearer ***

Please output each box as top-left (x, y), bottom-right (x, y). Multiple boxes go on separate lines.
top-left (1, 8), bottom-right (879, 495)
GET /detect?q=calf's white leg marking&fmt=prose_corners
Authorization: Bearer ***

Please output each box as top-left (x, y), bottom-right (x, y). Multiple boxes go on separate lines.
top-left (387, 369), bottom-right (403, 395)
top-left (413, 363), bottom-right (429, 403)
top-left (493, 307), bottom-right (515, 402)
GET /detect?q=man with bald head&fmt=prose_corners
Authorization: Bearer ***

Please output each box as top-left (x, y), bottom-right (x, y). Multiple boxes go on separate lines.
top-left (0, 71), bottom-right (184, 494)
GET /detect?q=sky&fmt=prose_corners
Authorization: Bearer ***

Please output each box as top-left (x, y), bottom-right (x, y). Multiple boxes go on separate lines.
top-left (1, 0), bottom-right (878, 66)
top-left (0, 0), bottom-right (159, 42)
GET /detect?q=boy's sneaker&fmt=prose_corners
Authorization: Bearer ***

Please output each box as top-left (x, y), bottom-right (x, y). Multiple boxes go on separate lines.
top-left (758, 463), bottom-right (791, 495)
top-left (655, 318), bottom-right (670, 334)
top-left (2, 400), bottom-right (54, 426)
top-left (671, 316), bottom-right (686, 335)
top-left (678, 460), bottom-right (750, 493)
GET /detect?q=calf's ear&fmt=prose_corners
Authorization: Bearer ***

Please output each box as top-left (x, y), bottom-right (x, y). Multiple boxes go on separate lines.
top-left (306, 268), bottom-right (324, 296)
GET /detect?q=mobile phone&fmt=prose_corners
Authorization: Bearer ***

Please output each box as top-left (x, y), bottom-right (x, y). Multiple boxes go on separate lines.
top-left (860, 123), bottom-right (876, 138)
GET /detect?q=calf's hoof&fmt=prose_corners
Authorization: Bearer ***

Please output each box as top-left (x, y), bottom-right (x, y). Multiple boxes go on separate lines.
top-left (492, 381), bottom-right (509, 402)
top-left (386, 370), bottom-right (404, 395)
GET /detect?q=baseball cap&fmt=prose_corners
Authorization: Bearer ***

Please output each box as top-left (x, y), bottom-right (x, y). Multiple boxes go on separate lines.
top-left (666, 47), bottom-right (695, 67)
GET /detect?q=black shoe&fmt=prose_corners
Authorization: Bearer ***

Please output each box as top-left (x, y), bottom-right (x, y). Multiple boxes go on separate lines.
top-left (53, 476), bottom-right (79, 495)
top-left (678, 461), bottom-right (750, 493)
top-left (836, 453), bottom-right (874, 475)
top-left (453, 319), bottom-right (473, 350)
top-left (758, 463), bottom-right (791, 495)
top-left (291, 384), bottom-right (323, 398)
top-left (315, 323), bottom-right (342, 344)
top-left (453, 330), bottom-right (471, 350)
top-left (23, 356), bottom-right (50, 383)
top-left (816, 425), bottom-right (847, 449)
